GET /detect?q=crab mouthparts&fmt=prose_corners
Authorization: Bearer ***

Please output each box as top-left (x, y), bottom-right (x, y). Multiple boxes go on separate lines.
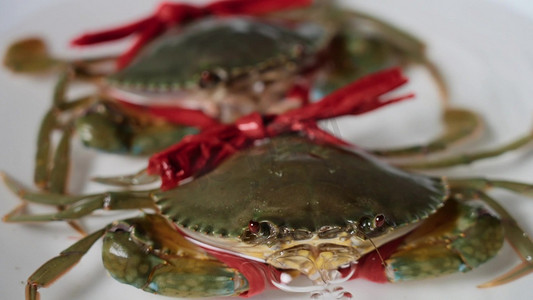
top-left (266, 243), bottom-right (361, 284)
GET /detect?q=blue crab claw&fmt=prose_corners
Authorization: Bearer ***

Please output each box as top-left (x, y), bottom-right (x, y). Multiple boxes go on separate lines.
top-left (23, 215), bottom-right (250, 300)
top-left (447, 179), bottom-right (533, 287)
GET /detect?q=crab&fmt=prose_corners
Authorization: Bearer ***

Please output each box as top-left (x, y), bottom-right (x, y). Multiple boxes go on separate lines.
top-left (4, 0), bottom-right (437, 118)
top-left (3, 0), bottom-right (441, 131)
top-left (2, 69), bottom-right (533, 300)
top-left (2, 0), bottom-right (464, 198)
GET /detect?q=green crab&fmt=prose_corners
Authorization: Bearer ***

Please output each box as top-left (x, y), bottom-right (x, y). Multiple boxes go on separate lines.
top-left (3, 133), bottom-right (533, 299)
top-left (4, 1), bottom-right (433, 120)
top-left (3, 67), bottom-right (533, 299)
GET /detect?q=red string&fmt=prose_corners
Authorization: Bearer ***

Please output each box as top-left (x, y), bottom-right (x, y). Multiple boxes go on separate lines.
top-left (71, 0), bottom-right (313, 68)
top-left (117, 100), bottom-right (219, 129)
top-left (147, 68), bottom-right (413, 190)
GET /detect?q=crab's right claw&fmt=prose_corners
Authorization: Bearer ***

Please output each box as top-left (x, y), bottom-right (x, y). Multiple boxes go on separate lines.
top-left (3, 38), bottom-right (61, 73)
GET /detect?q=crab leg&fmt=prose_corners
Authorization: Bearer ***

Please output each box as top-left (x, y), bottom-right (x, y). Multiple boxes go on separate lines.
top-left (92, 168), bottom-right (160, 186)
top-left (346, 10), bottom-right (450, 100)
top-left (3, 192), bottom-right (155, 222)
top-left (475, 192), bottom-right (533, 287)
top-left (449, 180), bottom-right (533, 287)
top-left (34, 110), bottom-right (56, 189)
top-left (396, 130), bottom-right (533, 169)
top-left (33, 71), bottom-right (72, 188)
top-left (26, 229), bottom-right (106, 300)
top-left (48, 125), bottom-right (74, 194)
top-left (3, 173), bottom-right (88, 206)
top-left (34, 73), bottom-right (95, 190)
top-left (32, 72), bottom-right (91, 233)
top-left (370, 108), bottom-right (482, 157)
top-left (2, 175), bottom-right (156, 222)
top-left (346, 9), bottom-right (453, 105)
top-left (449, 178), bottom-right (533, 197)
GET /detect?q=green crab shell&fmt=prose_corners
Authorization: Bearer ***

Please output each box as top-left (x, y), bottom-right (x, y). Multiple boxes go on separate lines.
top-left (154, 135), bottom-right (448, 241)
top-left (108, 17), bottom-right (327, 91)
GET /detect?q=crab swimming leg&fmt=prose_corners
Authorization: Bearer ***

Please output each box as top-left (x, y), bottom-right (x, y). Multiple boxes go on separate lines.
top-left (4, 37), bottom-right (116, 76)
top-left (447, 178), bottom-right (533, 286)
top-left (369, 108), bottom-right (483, 158)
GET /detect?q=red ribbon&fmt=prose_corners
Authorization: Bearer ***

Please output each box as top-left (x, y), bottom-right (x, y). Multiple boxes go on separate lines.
top-left (147, 68), bottom-right (413, 190)
top-left (71, 0), bottom-right (313, 68)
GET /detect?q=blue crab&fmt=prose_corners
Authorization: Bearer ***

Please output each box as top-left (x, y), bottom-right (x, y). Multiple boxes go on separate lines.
top-left (3, 134), bottom-right (533, 299)
top-left (2, 68), bottom-right (533, 299)
top-left (4, 1), bottom-right (431, 121)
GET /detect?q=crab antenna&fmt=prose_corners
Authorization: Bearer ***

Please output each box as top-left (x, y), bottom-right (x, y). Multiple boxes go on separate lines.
top-left (362, 231), bottom-right (387, 268)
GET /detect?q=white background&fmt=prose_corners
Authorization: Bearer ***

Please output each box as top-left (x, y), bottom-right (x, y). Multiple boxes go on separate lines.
top-left (1, 0), bottom-right (533, 34)
top-left (0, 0), bottom-right (532, 32)
top-left (1, 1), bottom-right (533, 300)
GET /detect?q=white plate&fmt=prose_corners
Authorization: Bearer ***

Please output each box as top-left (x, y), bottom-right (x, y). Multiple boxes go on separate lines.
top-left (1, 1), bottom-right (533, 300)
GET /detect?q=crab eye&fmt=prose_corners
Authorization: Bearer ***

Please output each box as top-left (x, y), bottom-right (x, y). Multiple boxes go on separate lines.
top-left (199, 71), bottom-right (221, 88)
top-left (374, 214), bottom-right (385, 228)
top-left (248, 220), bottom-right (260, 234)
top-left (358, 214), bottom-right (386, 233)
top-left (358, 216), bottom-right (373, 232)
